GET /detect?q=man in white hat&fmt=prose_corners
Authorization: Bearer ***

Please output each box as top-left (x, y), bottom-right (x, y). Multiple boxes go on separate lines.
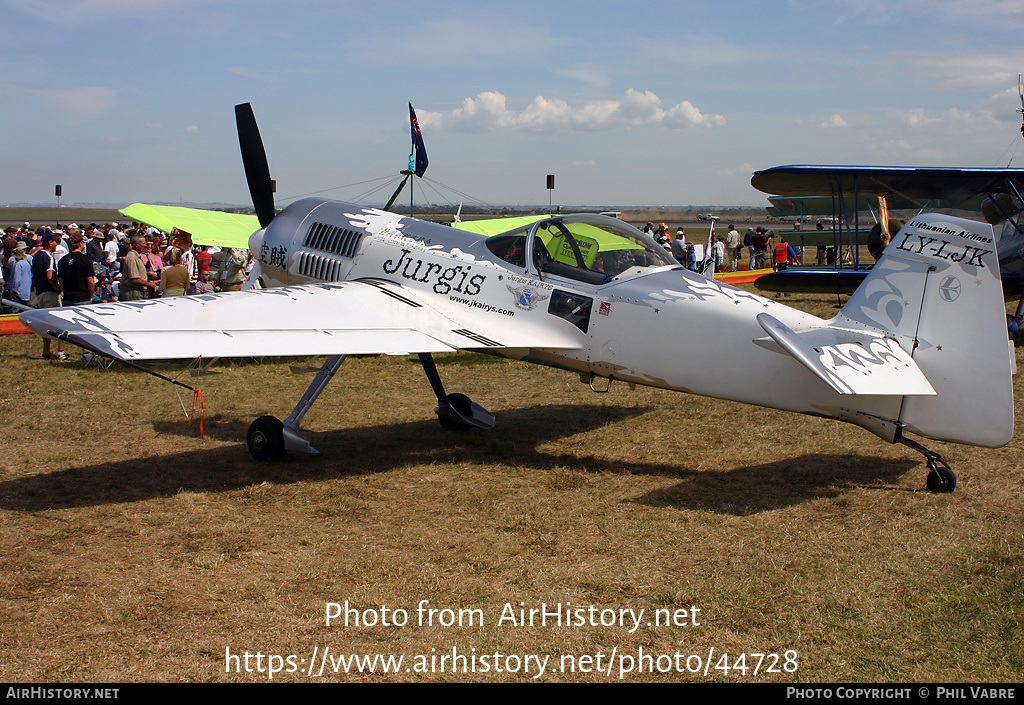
top-left (8, 241), bottom-right (32, 308)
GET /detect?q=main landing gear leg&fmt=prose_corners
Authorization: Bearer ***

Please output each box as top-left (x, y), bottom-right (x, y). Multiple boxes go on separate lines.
top-left (418, 353), bottom-right (495, 432)
top-left (895, 430), bottom-right (956, 493)
top-left (247, 355), bottom-right (347, 460)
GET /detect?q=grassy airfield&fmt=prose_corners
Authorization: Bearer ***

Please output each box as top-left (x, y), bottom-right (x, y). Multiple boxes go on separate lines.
top-left (0, 288), bottom-right (1021, 682)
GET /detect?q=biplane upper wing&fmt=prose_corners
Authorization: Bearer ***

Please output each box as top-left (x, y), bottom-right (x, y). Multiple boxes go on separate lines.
top-left (119, 203), bottom-right (259, 249)
top-left (19, 280), bottom-right (582, 361)
top-left (752, 165), bottom-right (1024, 201)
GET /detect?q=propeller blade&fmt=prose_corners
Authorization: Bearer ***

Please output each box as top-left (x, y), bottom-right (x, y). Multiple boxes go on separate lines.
top-left (235, 103), bottom-right (276, 229)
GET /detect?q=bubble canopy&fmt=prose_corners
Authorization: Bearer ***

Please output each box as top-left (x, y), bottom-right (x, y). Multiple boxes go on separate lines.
top-left (485, 214), bottom-right (677, 285)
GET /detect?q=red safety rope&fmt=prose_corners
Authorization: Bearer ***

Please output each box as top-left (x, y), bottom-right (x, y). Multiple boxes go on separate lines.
top-left (191, 388), bottom-right (205, 439)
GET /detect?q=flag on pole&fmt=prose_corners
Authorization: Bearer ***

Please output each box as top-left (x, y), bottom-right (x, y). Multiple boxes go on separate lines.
top-left (409, 103), bottom-right (429, 177)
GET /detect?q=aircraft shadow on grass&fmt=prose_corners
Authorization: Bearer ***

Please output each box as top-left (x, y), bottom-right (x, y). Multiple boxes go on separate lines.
top-left (0, 403), bottom-right (916, 514)
top-left (633, 454), bottom-right (918, 516)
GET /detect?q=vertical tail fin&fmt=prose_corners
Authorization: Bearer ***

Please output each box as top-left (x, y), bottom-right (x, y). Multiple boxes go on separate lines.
top-left (836, 213), bottom-right (1013, 447)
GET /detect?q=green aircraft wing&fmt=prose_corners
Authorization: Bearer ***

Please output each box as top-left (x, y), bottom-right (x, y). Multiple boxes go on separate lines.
top-left (452, 215), bottom-right (547, 237)
top-left (119, 204), bottom-right (259, 248)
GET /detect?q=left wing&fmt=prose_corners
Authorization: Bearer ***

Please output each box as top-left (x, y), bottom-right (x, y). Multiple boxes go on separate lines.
top-left (119, 204), bottom-right (259, 249)
top-left (19, 281), bottom-right (583, 361)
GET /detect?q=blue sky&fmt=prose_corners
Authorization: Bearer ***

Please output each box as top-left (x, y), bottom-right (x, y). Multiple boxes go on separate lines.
top-left (3, 0), bottom-right (1024, 208)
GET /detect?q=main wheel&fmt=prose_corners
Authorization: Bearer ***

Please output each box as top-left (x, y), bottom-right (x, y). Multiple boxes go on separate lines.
top-left (248, 415), bottom-right (285, 461)
top-left (926, 462), bottom-right (956, 493)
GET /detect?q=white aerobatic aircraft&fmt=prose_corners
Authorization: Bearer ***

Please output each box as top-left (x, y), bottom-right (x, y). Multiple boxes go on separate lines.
top-left (20, 104), bottom-right (1017, 493)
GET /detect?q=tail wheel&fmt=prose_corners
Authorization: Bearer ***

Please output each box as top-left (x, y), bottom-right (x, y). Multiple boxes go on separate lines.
top-left (925, 460), bottom-right (957, 493)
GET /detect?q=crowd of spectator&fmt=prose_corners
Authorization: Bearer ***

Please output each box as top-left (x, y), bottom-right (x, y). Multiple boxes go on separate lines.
top-left (1, 220), bottom-right (252, 359)
top-left (643, 221), bottom-right (739, 273)
top-left (639, 221), bottom-right (803, 274)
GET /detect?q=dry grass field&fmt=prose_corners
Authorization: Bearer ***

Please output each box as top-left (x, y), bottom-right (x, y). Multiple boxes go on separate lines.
top-left (0, 289), bottom-right (1021, 682)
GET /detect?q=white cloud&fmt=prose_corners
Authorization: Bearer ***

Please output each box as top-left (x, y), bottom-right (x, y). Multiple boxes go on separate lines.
top-left (571, 99), bottom-right (620, 130)
top-left (438, 89), bottom-right (724, 133)
top-left (820, 114), bottom-right (848, 128)
top-left (618, 89), bottom-right (662, 125)
top-left (412, 108), bottom-right (443, 132)
top-left (449, 92), bottom-right (510, 132)
top-left (895, 108), bottom-right (935, 127)
top-left (661, 100), bottom-right (724, 129)
top-left (186, 125), bottom-right (199, 133)
top-left (984, 86), bottom-right (1024, 114)
top-left (858, 103), bottom-right (1011, 162)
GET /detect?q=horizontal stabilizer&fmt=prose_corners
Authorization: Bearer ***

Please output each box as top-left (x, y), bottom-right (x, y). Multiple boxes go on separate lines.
top-left (756, 312), bottom-right (935, 396)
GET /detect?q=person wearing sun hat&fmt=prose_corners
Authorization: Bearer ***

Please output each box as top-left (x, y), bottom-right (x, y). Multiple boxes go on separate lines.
top-left (7, 241), bottom-right (32, 310)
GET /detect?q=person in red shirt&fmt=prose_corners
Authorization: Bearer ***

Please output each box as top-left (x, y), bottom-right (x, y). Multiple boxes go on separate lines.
top-left (195, 245), bottom-right (213, 277)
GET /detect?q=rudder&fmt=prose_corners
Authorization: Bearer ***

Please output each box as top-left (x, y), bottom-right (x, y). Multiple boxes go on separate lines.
top-left (835, 213), bottom-right (1013, 447)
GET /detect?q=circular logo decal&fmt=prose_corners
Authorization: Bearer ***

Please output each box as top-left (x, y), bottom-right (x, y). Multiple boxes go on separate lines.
top-left (938, 275), bottom-right (961, 302)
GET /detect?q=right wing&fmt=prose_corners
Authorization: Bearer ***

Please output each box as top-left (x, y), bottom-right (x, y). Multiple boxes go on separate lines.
top-left (20, 280), bottom-right (582, 361)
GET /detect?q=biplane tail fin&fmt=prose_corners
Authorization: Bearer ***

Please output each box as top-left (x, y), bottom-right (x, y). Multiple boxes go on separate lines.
top-left (836, 213), bottom-right (1014, 447)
